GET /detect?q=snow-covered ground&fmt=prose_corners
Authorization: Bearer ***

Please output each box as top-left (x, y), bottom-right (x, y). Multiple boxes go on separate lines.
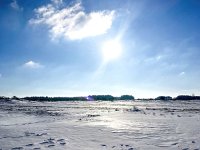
top-left (0, 100), bottom-right (200, 150)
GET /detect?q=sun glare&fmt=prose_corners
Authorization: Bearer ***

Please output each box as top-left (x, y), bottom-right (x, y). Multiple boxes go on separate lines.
top-left (101, 39), bottom-right (122, 62)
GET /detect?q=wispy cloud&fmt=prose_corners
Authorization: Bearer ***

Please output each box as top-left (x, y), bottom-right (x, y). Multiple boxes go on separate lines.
top-left (51, 0), bottom-right (63, 5)
top-left (10, 0), bottom-right (23, 11)
top-left (144, 54), bottom-right (164, 64)
top-left (23, 61), bottom-right (43, 69)
top-left (179, 71), bottom-right (185, 76)
top-left (29, 2), bottom-right (115, 40)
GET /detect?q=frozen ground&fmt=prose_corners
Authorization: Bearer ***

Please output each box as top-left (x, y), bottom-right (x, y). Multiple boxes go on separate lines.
top-left (0, 100), bottom-right (200, 150)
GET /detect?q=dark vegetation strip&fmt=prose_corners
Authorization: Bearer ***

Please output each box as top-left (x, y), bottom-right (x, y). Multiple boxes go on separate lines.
top-left (1, 95), bottom-right (200, 102)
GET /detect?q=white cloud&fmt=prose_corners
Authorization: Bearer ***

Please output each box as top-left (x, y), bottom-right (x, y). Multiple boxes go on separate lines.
top-left (10, 0), bottom-right (23, 11)
top-left (29, 2), bottom-right (115, 40)
top-left (23, 61), bottom-right (43, 69)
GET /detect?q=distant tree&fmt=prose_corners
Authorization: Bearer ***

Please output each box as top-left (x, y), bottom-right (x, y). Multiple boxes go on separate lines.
top-left (120, 95), bottom-right (134, 100)
top-left (90, 95), bottom-right (115, 101)
top-left (0, 96), bottom-right (9, 100)
top-left (12, 96), bottom-right (20, 100)
top-left (174, 95), bottom-right (200, 100)
top-left (155, 96), bottom-right (172, 101)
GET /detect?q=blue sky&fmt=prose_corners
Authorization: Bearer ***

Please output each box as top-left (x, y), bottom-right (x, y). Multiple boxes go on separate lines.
top-left (0, 0), bottom-right (200, 98)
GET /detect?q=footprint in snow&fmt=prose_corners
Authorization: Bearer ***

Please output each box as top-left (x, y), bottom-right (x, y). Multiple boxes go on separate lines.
top-left (47, 144), bottom-right (55, 147)
top-left (57, 138), bottom-right (66, 145)
top-left (101, 144), bottom-right (134, 150)
top-left (40, 141), bottom-right (49, 145)
top-left (25, 143), bottom-right (34, 147)
top-left (11, 147), bottom-right (23, 150)
top-left (33, 148), bottom-right (41, 150)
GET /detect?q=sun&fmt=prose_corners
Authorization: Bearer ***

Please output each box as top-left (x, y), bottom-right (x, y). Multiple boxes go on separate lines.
top-left (101, 39), bottom-right (122, 62)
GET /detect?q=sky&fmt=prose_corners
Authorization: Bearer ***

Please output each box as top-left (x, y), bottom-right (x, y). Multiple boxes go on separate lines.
top-left (0, 0), bottom-right (200, 98)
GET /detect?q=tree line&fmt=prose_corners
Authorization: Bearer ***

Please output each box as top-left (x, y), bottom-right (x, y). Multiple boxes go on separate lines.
top-left (22, 95), bottom-right (135, 101)
top-left (1, 95), bottom-right (200, 102)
